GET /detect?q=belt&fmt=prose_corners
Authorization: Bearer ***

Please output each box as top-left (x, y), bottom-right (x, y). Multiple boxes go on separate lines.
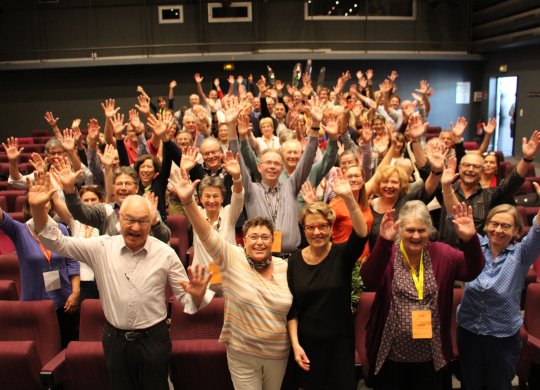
top-left (272, 252), bottom-right (294, 260)
top-left (105, 320), bottom-right (167, 342)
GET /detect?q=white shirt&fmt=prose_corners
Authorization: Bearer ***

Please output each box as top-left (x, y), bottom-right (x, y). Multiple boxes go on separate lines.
top-left (193, 190), bottom-right (244, 269)
top-left (256, 135), bottom-right (280, 153)
top-left (68, 219), bottom-right (99, 281)
top-left (38, 216), bottom-right (214, 330)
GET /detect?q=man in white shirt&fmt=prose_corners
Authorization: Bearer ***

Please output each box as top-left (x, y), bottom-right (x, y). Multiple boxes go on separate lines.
top-left (29, 172), bottom-right (213, 390)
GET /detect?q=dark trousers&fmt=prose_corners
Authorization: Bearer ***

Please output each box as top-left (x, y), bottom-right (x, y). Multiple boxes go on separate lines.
top-left (296, 337), bottom-right (356, 390)
top-left (102, 320), bottom-right (171, 390)
top-left (373, 360), bottom-right (448, 390)
top-left (79, 280), bottom-right (100, 302)
top-left (56, 307), bottom-right (79, 348)
top-left (457, 326), bottom-right (522, 390)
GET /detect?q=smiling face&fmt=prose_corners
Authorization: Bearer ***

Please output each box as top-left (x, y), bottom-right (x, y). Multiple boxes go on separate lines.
top-left (218, 125), bottom-right (229, 143)
top-left (400, 217), bottom-right (429, 257)
top-left (200, 139), bottom-right (223, 172)
top-left (274, 104), bottom-right (286, 120)
top-left (379, 171), bottom-right (401, 200)
top-left (258, 151), bottom-right (283, 187)
top-left (183, 115), bottom-right (198, 133)
top-left (483, 154), bottom-right (498, 176)
top-left (281, 141), bottom-right (302, 172)
top-left (339, 153), bottom-right (357, 171)
top-left (485, 212), bottom-right (518, 251)
top-left (119, 196), bottom-right (152, 252)
top-left (372, 118), bottom-right (385, 135)
top-left (459, 154), bottom-right (484, 186)
top-left (439, 131), bottom-right (454, 150)
top-left (244, 225), bottom-right (273, 262)
top-left (260, 121), bottom-right (274, 139)
top-left (114, 174), bottom-right (139, 205)
top-left (303, 213), bottom-right (332, 252)
top-left (189, 94), bottom-right (200, 107)
top-left (200, 186), bottom-right (224, 215)
top-left (345, 166), bottom-right (365, 193)
top-left (81, 190), bottom-right (101, 205)
top-left (138, 158), bottom-right (155, 185)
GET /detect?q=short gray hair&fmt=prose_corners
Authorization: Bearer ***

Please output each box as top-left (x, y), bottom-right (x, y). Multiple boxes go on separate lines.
top-left (398, 200), bottom-right (434, 235)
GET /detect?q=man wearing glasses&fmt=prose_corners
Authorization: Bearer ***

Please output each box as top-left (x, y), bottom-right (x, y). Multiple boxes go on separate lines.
top-left (29, 172), bottom-right (212, 390)
top-left (438, 130), bottom-right (540, 248)
top-left (61, 165), bottom-right (171, 243)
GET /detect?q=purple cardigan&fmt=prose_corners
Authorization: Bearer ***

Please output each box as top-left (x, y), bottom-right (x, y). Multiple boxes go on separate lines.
top-left (360, 236), bottom-right (484, 378)
top-left (0, 212), bottom-right (79, 310)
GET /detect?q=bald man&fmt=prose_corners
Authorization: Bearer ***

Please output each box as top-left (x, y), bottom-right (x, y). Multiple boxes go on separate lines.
top-left (29, 175), bottom-right (213, 390)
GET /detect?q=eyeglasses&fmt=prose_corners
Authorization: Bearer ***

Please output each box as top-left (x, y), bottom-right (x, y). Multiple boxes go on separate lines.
top-left (245, 234), bottom-right (273, 243)
top-left (260, 160), bottom-right (282, 167)
top-left (487, 221), bottom-right (514, 231)
top-left (120, 216), bottom-right (150, 227)
top-left (304, 223), bottom-right (331, 233)
top-left (403, 228), bottom-right (428, 235)
top-left (114, 181), bottom-right (136, 188)
top-left (460, 162), bottom-right (483, 171)
top-left (482, 152), bottom-right (496, 157)
top-left (201, 149), bottom-right (222, 157)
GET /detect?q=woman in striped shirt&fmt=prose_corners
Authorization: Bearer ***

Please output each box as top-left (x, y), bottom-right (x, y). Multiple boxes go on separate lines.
top-left (170, 168), bottom-right (293, 390)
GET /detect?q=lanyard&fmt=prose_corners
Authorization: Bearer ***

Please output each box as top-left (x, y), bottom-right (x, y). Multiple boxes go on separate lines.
top-left (49, 169), bottom-right (63, 189)
top-left (400, 240), bottom-right (424, 301)
top-left (263, 186), bottom-right (280, 223)
top-left (28, 226), bottom-right (52, 265)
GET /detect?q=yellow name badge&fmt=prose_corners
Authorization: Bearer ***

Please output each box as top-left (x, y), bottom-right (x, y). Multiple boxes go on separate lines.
top-left (272, 231), bottom-right (282, 253)
top-left (411, 310), bottom-right (433, 339)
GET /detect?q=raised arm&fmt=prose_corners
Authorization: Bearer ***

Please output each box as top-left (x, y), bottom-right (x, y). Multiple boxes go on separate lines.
top-left (2, 137), bottom-right (24, 183)
top-left (516, 130), bottom-right (540, 177)
top-left (329, 169), bottom-right (367, 237)
top-left (44, 111), bottom-right (63, 140)
top-left (477, 118), bottom-right (496, 155)
top-left (440, 157), bottom-right (460, 216)
top-left (101, 99), bottom-right (121, 146)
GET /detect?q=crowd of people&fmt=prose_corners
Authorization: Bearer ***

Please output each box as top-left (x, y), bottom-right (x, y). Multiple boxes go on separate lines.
top-left (2, 66), bottom-right (540, 390)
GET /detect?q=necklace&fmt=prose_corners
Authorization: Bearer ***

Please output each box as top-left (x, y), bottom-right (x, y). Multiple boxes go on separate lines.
top-left (304, 243), bottom-right (332, 265)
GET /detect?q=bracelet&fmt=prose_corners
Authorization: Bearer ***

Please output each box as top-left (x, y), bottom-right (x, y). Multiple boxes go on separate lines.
top-left (232, 177), bottom-right (242, 183)
top-left (311, 126), bottom-right (320, 130)
top-left (431, 170), bottom-right (443, 176)
top-left (523, 156), bottom-right (535, 163)
top-left (182, 200), bottom-right (193, 207)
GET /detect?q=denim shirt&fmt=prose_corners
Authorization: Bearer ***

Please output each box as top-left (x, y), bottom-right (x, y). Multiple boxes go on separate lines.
top-left (457, 217), bottom-right (540, 336)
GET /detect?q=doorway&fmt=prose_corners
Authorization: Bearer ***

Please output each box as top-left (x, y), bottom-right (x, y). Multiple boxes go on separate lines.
top-left (494, 76), bottom-right (517, 156)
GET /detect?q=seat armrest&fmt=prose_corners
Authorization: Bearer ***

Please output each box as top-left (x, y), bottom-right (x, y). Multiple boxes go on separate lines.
top-left (41, 349), bottom-right (68, 388)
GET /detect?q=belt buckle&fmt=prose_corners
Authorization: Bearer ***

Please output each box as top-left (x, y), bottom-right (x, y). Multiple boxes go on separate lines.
top-left (124, 331), bottom-right (139, 341)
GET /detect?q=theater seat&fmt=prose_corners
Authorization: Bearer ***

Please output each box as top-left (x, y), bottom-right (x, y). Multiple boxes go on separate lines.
top-left (0, 253), bottom-right (20, 296)
top-left (0, 280), bottom-right (18, 300)
top-left (42, 299), bottom-right (110, 390)
top-left (0, 300), bottom-right (61, 390)
top-left (169, 298), bottom-right (233, 390)
top-left (168, 215), bottom-right (190, 267)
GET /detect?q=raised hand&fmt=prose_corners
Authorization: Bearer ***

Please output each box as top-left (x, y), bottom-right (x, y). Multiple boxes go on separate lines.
top-left (169, 168), bottom-right (200, 204)
top-left (300, 181), bottom-right (318, 205)
top-left (522, 130), bottom-right (540, 160)
top-left (415, 80), bottom-right (431, 96)
top-left (452, 202), bottom-right (476, 241)
top-left (109, 113), bottom-right (127, 139)
top-left (379, 209), bottom-right (400, 241)
top-left (147, 113), bottom-right (168, 140)
top-left (359, 120), bottom-right (373, 143)
top-left (275, 79), bottom-right (284, 92)
top-left (44, 111), bottom-right (60, 127)
top-left (482, 118), bottom-right (497, 135)
top-left (86, 118), bottom-right (101, 147)
top-left (441, 156), bottom-right (458, 186)
top-left (29, 152), bottom-right (47, 174)
top-left (169, 80), bottom-right (177, 89)
top-left (237, 114), bottom-right (252, 136)
top-left (194, 73), bottom-right (204, 84)
top-left (101, 99), bottom-right (120, 119)
top-left (129, 109), bottom-right (142, 132)
top-left (213, 78), bottom-right (220, 88)
top-left (408, 114), bottom-right (428, 140)
top-left (51, 156), bottom-right (83, 191)
top-left (143, 191), bottom-right (159, 225)
top-left (227, 75), bottom-right (234, 85)
top-left (425, 142), bottom-right (446, 172)
top-left (321, 120), bottom-right (339, 138)
top-left (27, 171), bottom-right (56, 208)
top-left (223, 150), bottom-right (241, 179)
top-left (328, 168), bottom-right (353, 199)
top-left (61, 129), bottom-right (76, 152)
top-left (224, 98), bottom-right (241, 125)
top-left (97, 144), bottom-right (116, 168)
top-left (450, 116), bottom-right (468, 140)
top-left (135, 95), bottom-right (151, 116)
top-left (256, 76), bottom-right (268, 93)
top-left (2, 137), bottom-right (24, 161)
top-left (366, 69), bottom-right (374, 80)
top-left (180, 263), bottom-right (211, 301)
top-left (180, 146), bottom-right (199, 172)
top-left (387, 70), bottom-right (399, 82)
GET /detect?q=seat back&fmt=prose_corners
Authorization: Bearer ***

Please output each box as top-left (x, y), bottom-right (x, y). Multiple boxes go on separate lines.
top-left (79, 299), bottom-right (107, 341)
top-left (0, 300), bottom-right (61, 365)
top-left (0, 280), bottom-right (18, 300)
top-left (167, 215), bottom-right (189, 266)
top-left (0, 253), bottom-right (20, 296)
top-left (525, 283), bottom-right (540, 338)
top-left (354, 291), bottom-right (375, 381)
top-left (169, 297), bottom-right (224, 340)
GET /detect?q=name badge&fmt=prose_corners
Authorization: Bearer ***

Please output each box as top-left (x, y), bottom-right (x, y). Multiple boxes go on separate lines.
top-left (411, 309), bottom-right (432, 339)
top-left (43, 270), bottom-right (61, 293)
top-left (272, 231), bottom-right (283, 253)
